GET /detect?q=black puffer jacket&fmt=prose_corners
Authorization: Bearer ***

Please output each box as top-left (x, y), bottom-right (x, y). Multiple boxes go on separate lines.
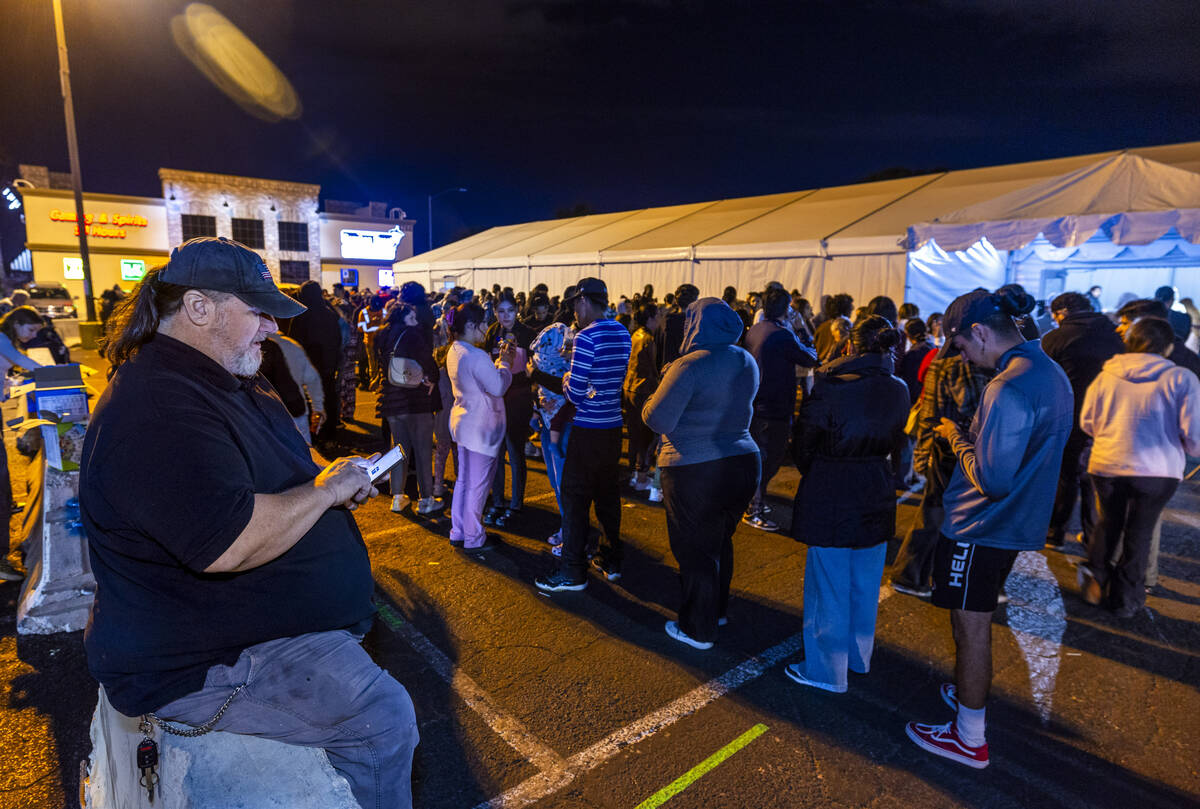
top-left (790, 352), bottom-right (910, 548)
top-left (1040, 311), bottom-right (1124, 423)
top-left (375, 323), bottom-right (440, 416)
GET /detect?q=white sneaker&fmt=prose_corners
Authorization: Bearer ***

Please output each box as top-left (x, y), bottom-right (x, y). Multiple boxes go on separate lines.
top-left (665, 620), bottom-right (712, 650)
top-left (391, 495), bottom-right (410, 513)
top-left (648, 486), bottom-right (663, 502)
top-left (416, 497), bottom-right (444, 515)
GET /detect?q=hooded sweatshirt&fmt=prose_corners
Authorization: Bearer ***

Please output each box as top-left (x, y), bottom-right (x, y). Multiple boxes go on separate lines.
top-left (642, 298), bottom-right (759, 467)
top-left (1080, 353), bottom-right (1200, 479)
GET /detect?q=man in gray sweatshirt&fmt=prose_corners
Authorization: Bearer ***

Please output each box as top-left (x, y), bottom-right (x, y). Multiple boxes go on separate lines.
top-left (906, 288), bottom-right (1072, 770)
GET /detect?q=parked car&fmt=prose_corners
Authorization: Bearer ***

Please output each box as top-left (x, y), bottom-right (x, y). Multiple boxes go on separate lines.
top-left (23, 284), bottom-right (78, 319)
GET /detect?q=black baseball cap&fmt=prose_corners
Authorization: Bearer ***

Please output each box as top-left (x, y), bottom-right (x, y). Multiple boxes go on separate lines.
top-left (161, 237), bottom-right (306, 319)
top-left (937, 288), bottom-right (1000, 359)
top-left (564, 277), bottom-right (608, 305)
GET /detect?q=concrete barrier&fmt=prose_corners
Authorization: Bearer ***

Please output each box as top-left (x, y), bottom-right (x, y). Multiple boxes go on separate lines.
top-left (82, 686), bottom-right (359, 809)
top-left (17, 433), bottom-right (96, 635)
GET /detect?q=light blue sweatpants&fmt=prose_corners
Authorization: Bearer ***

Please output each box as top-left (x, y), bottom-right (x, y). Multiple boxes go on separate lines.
top-left (801, 543), bottom-right (888, 690)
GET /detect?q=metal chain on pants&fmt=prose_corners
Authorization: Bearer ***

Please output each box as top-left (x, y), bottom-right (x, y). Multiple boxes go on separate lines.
top-left (145, 684), bottom-right (246, 737)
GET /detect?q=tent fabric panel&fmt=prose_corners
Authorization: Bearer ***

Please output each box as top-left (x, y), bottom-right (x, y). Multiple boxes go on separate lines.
top-left (907, 155), bottom-right (1200, 251)
top-left (929, 154), bottom-right (1200, 224)
top-left (409, 225), bottom-right (509, 265)
top-left (533, 202), bottom-right (712, 256)
top-left (911, 209), bottom-right (1200, 253)
top-left (474, 210), bottom-right (643, 261)
top-left (836, 153), bottom-right (1124, 240)
top-left (598, 261), bottom-right (693, 301)
top-left (904, 240), bottom-right (1008, 318)
top-left (606, 191), bottom-right (810, 254)
top-left (1129, 142), bottom-right (1200, 175)
top-left (702, 176), bottom-right (932, 247)
top-left (689, 257), bottom-right (826, 302)
top-left (434, 219), bottom-right (576, 262)
top-left (820, 253), bottom-right (907, 308)
top-left (694, 239), bottom-right (825, 260)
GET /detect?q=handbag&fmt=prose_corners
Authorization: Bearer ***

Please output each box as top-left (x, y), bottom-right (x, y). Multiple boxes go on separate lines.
top-left (387, 329), bottom-right (425, 389)
top-left (903, 399), bottom-right (922, 438)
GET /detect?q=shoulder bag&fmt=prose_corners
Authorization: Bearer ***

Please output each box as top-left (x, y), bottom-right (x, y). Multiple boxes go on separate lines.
top-left (388, 328), bottom-right (425, 388)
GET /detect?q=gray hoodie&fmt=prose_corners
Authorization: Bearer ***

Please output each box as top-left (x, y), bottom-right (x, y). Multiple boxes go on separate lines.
top-left (1081, 353), bottom-right (1200, 479)
top-left (642, 298), bottom-right (760, 467)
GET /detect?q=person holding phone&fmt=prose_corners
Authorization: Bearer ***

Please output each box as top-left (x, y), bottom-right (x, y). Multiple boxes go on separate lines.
top-left (483, 291), bottom-right (535, 528)
top-left (446, 302), bottom-right (514, 551)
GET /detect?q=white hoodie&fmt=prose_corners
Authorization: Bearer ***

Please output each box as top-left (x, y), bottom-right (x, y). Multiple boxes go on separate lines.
top-left (1081, 353), bottom-right (1200, 479)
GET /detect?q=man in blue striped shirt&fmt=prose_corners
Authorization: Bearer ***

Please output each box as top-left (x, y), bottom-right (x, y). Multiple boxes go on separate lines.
top-left (536, 278), bottom-right (633, 591)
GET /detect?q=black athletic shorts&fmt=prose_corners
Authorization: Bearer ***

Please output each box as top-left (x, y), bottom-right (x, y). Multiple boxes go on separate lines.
top-left (931, 534), bottom-right (1019, 612)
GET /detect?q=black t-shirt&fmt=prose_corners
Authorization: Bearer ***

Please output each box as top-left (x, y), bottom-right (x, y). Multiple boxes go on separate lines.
top-left (80, 335), bottom-right (375, 716)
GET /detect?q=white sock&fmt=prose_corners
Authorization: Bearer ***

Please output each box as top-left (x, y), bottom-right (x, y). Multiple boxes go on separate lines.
top-left (956, 703), bottom-right (986, 747)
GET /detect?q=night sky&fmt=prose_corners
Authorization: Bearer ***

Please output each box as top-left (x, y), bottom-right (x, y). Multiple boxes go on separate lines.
top-left (2, 0), bottom-right (1198, 254)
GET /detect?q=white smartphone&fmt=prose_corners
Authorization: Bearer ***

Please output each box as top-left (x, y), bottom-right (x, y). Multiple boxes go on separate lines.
top-left (366, 445), bottom-right (406, 482)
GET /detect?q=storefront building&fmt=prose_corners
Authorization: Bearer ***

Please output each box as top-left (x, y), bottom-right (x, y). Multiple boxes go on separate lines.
top-left (16, 164), bottom-right (414, 308)
top-left (319, 200), bottom-right (413, 290)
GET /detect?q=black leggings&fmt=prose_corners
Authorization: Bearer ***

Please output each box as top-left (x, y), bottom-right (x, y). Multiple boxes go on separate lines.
top-left (1088, 474), bottom-right (1178, 613)
top-left (661, 452), bottom-right (760, 643)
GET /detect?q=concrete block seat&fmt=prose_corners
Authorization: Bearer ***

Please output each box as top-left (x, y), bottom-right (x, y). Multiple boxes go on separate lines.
top-left (82, 686), bottom-right (359, 809)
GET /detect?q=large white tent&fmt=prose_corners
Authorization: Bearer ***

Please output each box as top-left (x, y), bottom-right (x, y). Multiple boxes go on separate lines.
top-left (394, 141), bottom-right (1200, 313)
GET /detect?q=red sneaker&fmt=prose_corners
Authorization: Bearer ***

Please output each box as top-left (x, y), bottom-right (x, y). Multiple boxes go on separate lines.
top-left (905, 721), bottom-right (989, 769)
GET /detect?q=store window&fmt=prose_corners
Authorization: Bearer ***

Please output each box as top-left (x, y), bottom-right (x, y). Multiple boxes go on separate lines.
top-left (180, 214), bottom-right (217, 242)
top-left (231, 218), bottom-right (265, 249)
top-left (278, 221), bottom-right (309, 252)
top-left (279, 260), bottom-right (310, 284)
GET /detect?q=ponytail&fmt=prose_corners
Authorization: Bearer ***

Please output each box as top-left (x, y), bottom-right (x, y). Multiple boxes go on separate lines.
top-left (99, 265), bottom-right (191, 377)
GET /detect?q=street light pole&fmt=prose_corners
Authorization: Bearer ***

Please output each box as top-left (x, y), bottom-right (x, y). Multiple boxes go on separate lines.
top-left (426, 187), bottom-right (467, 253)
top-left (51, 0), bottom-right (98, 325)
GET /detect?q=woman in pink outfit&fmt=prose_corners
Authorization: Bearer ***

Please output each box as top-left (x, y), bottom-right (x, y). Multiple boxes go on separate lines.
top-left (446, 303), bottom-right (514, 551)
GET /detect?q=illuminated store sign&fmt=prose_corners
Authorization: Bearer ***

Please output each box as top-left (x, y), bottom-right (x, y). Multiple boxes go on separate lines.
top-left (63, 257), bottom-right (84, 279)
top-left (339, 226), bottom-right (405, 260)
top-left (121, 259), bottom-right (146, 281)
top-left (49, 209), bottom-right (150, 240)
top-left (378, 269), bottom-right (395, 287)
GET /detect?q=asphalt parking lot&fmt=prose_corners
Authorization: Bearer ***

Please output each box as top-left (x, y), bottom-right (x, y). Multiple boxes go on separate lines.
top-left (1, 382), bottom-right (1198, 808)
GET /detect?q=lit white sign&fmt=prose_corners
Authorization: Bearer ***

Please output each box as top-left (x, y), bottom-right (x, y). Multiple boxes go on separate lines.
top-left (378, 269), bottom-right (395, 287)
top-left (339, 226), bottom-right (405, 260)
top-left (121, 259), bottom-right (146, 281)
top-left (63, 257), bottom-right (84, 279)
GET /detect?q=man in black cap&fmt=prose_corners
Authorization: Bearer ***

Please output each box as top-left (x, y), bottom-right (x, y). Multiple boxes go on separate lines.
top-left (80, 237), bottom-right (419, 808)
top-left (905, 287), bottom-right (1071, 770)
top-left (536, 277), bottom-right (632, 590)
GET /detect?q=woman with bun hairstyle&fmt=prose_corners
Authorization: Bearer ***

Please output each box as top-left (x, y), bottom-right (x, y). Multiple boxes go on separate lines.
top-left (446, 303), bottom-right (515, 551)
top-left (784, 315), bottom-right (910, 693)
top-left (1078, 317), bottom-right (1200, 617)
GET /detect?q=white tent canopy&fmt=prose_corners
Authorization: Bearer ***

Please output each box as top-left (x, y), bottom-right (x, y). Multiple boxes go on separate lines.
top-left (395, 141), bottom-right (1200, 312)
top-left (907, 154), bottom-right (1200, 251)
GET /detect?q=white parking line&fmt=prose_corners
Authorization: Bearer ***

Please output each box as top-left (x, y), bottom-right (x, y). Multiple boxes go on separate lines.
top-left (375, 604), bottom-right (566, 772)
top-left (473, 632), bottom-right (804, 809)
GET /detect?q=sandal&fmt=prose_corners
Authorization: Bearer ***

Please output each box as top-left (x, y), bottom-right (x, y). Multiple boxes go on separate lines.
top-left (482, 505), bottom-right (502, 526)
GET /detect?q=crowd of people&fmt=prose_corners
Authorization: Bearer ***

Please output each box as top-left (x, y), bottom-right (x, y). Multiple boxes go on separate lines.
top-left (0, 234), bottom-right (1187, 804)
top-left (289, 272), bottom-right (1198, 772)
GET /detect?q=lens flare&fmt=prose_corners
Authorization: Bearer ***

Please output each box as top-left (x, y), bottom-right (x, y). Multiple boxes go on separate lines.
top-left (171, 3), bottom-right (301, 122)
